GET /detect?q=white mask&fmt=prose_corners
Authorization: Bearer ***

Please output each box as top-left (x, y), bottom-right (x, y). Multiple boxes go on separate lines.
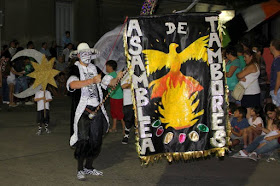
top-left (79, 51), bottom-right (92, 64)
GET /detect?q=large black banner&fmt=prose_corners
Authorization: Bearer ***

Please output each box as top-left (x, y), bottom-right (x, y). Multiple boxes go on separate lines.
top-left (124, 13), bottom-right (229, 163)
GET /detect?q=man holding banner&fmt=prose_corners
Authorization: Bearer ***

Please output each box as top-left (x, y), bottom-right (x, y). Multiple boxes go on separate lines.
top-left (67, 42), bottom-right (123, 180)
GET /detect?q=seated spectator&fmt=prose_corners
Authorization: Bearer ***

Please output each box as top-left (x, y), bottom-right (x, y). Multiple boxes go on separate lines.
top-left (258, 120), bottom-right (280, 148)
top-left (230, 106), bottom-right (250, 147)
top-left (24, 57), bottom-right (34, 76)
top-left (62, 31), bottom-right (71, 48)
top-left (26, 41), bottom-right (35, 49)
top-left (55, 55), bottom-right (67, 72)
top-left (242, 106), bottom-right (264, 148)
top-left (232, 103), bottom-right (280, 160)
top-left (39, 42), bottom-right (51, 59)
top-left (229, 102), bottom-right (237, 122)
top-left (49, 41), bottom-right (58, 58)
top-left (8, 40), bottom-right (17, 57)
top-left (62, 43), bottom-right (73, 63)
top-left (234, 119), bottom-right (280, 161)
top-left (14, 57), bottom-right (28, 104)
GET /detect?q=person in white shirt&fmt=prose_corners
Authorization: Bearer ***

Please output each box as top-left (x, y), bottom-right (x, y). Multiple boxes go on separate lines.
top-left (243, 106), bottom-right (264, 148)
top-left (67, 42), bottom-right (123, 181)
top-left (232, 104), bottom-right (280, 161)
top-left (34, 88), bottom-right (52, 135)
top-left (258, 122), bottom-right (280, 147)
top-left (121, 71), bottom-right (135, 144)
top-left (8, 40), bottom-right (17, 57)
top-left (237, 50), bottom-right (261, 118)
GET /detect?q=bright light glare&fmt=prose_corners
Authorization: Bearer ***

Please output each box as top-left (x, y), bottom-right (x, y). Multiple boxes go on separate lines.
top-left (219, 10), bottom-right (235, 23)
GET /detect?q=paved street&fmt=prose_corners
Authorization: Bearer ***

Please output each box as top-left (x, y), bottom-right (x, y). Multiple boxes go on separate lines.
top-left (0, 96), bottom-right (279, 186)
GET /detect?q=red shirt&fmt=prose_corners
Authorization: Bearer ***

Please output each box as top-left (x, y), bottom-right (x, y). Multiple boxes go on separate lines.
top-left (262, 47), bottom-right (274, 80)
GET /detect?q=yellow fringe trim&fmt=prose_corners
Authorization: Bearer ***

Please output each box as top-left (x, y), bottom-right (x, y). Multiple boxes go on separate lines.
top-left (139, 147), bottom-right (228, 165)
top-left (123, 22), bottom-right (141, 154)
top-left (218, 17), bottom-right (231, 146)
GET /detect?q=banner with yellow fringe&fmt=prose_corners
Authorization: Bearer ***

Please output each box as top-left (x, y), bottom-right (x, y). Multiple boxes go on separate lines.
top-left (124, 13), bottom-right (229, 164)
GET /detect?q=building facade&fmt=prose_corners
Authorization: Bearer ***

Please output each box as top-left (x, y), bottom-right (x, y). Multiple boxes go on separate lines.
top-left (0, 0), bottom-right (279, 51)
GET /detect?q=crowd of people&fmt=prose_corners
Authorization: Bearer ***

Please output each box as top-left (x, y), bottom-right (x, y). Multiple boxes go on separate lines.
top-left (226, 38), bottom-right (280, 161)
top-left (0, 32), bottom-right (74, 108)
top-left (1, 34), bottom-right (280, 179)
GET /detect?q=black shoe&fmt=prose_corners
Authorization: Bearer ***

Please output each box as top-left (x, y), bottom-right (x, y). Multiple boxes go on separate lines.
top-left (122, 136), bottom-right (129, 144)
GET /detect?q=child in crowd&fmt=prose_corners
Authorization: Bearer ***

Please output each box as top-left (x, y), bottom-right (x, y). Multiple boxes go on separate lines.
top-left (258, 120), bottom-right (280, 148)
top-left (105, 60), bottom-right (125, 133)
top-left (230, 106), bottom-right (250, 147)
top-left (235, 119), bottom-right (280, 161)
top-left (243, 106), bottom-right (264, 148)
top-left (34, 87), bottom-right (52, 135)
top-left (55, 55), bottom-right (67, 73)
top-left (229, 102), bottom-right (237, 122)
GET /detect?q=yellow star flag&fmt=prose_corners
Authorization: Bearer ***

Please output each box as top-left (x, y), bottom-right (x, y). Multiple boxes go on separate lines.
top-left (28, 56), bottom-right (60, 91)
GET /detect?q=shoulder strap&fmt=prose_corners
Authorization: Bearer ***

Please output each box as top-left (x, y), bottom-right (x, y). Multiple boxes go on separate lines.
top-left (254, 63), bottom-right (259, 71)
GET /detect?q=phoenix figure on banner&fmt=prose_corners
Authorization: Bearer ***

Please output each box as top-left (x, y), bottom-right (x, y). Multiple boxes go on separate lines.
top-left (142, 35), bottom-right (209, 130)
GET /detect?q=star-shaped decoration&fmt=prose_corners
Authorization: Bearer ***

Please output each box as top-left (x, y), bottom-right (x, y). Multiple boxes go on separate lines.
top-left (28, 56), bottom-right (60, 90)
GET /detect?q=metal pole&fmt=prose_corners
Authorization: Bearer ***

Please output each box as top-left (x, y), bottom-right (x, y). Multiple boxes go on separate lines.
top-left (175, 0), bottom-right (200, 14)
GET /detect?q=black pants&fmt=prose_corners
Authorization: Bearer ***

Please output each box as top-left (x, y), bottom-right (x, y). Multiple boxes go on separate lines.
top-left (123, 105), bottom-right (135, 130)
top-left (74, 108), bottom-right (107, 160)
top-left (36, 110), bottom-right (50, 124)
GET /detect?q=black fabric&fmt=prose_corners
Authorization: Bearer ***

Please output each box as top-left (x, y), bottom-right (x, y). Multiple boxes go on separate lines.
top-left (225, 14), bottom-right (248, 45)
top-left (36, 110), bottom-right (50, 124)
top-left (241, 94), bottom-right (261, 108)
top-left (12, 57), bottom-right (25, 78)
top-left (74, 109), bottom-right (107, 159)
top-left (85, 157), bottom-right (94, 170)
top-left (69, 65), bottom-right (81, 137)
top-left (77, 156), bottom-right (94, 171)
top-left (49, 47), bottom-right (57, 58)
top-left (123, 104), bottom-right (135, 130)
top-left (77, 157), bottom-right (84, 171)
